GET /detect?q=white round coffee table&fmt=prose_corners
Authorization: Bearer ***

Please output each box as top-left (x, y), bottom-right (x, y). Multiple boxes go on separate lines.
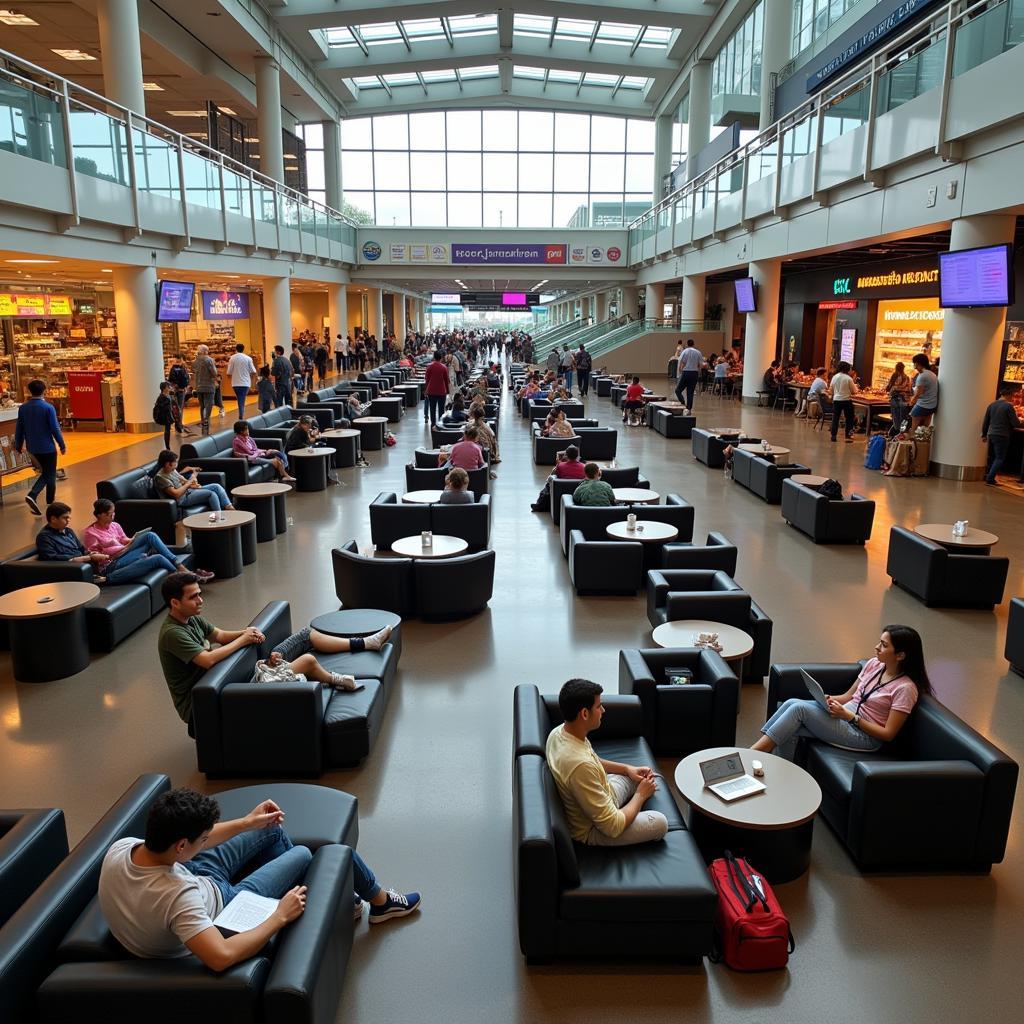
top-left (613, 487), bottom-right (660, 504)
top-left (650, 619), bottom-right (753, 663)
top-left (738, 443), bottom-right (792, 464)
top-left (391, 534), bottom-right (468, 559)
top-left (402, 490), bottom-right (443, 504)
top-left (606, 521), bottom-right (678, 542)
top-left (674, 746), bottom-right (822, 882)
top-left (915, 523), bottom-right (999, 552)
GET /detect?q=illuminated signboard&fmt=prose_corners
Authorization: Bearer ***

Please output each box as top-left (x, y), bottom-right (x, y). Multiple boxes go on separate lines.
top-left (432, 293), bottom-right (462, 305)
top-left (202, 290), bottom-right (250, 320)
top-left (0, 293), bottom-right (72, 317)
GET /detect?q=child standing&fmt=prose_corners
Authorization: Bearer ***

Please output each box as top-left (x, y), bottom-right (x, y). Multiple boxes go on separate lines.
top-left (153, 381), bottom-right (177, 448)
top-left (257, 365), bottom-right (276, 414)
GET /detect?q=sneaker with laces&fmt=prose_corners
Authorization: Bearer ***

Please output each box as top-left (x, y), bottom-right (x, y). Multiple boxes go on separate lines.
top-left (25, 496), bottom-right (41, 516)
top-left (353, 896), bottom-right (365, 921)
top-left (331, 673), bottom-right (364, 692)
top-left (368, 889), bottom-right (421, 924)
top-left (363, 625), bottom-right (392, 651)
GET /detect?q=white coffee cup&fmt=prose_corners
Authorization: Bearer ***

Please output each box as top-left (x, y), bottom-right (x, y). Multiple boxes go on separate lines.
top-left (627, 513), bottom-right (637, 531)
top-left (208, 512), bottom-right (217, 522)
top-left (422, 530), bottom-right (433, 546)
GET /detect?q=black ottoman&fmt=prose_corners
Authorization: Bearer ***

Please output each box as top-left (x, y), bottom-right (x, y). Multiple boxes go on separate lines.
top-left (353, 416), bottom-right (387, 451)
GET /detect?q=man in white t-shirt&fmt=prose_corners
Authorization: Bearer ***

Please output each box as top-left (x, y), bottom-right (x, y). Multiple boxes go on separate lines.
top-left (827, 360), bottom-right (859, 442)
top-left (674, 339), bottom-right (706, 412)
top-left (334, 333), bottom-right (348, 374)
top-left (225, 344), bottom-right (258, 420)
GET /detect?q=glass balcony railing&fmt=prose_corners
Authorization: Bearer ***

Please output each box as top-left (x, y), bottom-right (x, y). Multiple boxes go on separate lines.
top-left (629, 0), bottom-right (1023, 252)
top-left (0, 45), bottom-right (357, 254)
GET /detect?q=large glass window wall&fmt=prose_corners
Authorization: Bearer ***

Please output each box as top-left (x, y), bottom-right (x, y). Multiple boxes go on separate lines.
top-left (300, 110), bottom-right (653, 227)
top-left (712, 2), bottom-right (764, 99)
top-left (792, 0), bottom-right (870, 58)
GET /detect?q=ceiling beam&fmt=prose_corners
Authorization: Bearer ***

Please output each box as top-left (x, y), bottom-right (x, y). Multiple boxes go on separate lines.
top-left (497, 9), bottom-right (514, 49)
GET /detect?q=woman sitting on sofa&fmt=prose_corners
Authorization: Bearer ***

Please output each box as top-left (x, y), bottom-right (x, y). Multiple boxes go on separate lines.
top-left (542, 407), bottom-right (575, 438)
top-left (752, 625), bottom-right (931, 756)
top-left (153, 450), bottom-right (235, 513)
top-left (231, 421), bottom-right (295, 482)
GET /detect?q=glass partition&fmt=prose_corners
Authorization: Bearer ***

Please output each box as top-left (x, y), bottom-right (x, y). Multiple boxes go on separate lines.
top-left (132, 127), bottom-right (178, 198)
top-left (70, 106), bottom-right (128, 185)
top-left (181, 148), bottom-right (220, 211)
top-left (953, 0), bottom-right (1022, 76)
top-left (0, 79), bottom-right (66, 167)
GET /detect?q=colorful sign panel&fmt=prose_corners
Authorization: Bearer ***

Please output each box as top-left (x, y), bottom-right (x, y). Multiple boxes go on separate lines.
top-left (66, 371), bottom-right (105, 419)
top-left (0, 293), bottom-right (72, 317)
top-left (202, 290), bottom-right (250, 320)
top-left (450, 243), bottom-right (567, 265)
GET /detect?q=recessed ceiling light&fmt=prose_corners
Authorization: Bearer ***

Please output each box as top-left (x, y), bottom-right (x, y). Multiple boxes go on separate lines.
top-left (0, 9), bottom-right (38, 25)
top-left (166, 110), bottom-right (207, 117)
top-left (51, 48), bottom-right (95, 61)
top-left (5, 258), bottom-right (59, 264)
top-left (100, 268), bottom-right (113, 273)
top-left (218, 107), bottom-right (237, 116)
top-left (142, 82), bottom-right (164, 91)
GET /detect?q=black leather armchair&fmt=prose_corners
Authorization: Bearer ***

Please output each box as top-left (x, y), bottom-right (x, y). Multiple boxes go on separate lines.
top-left (653, 409), bottom-right (696, 438)
top-left (560, 494), bottom-right (695, 557)
top-left (549, 466), bottom-right (649, 525)
top-left (0, 809), bottom-right (68, 929)
top-left (413, 447), bottom-right (490, 468)
top-left (332, 541), bottom-right (415, 617)
top-left (691, 428), bottom-right (758, 468)
top-left (413, 550), bottom-right (496, 619)
top-left (885, 526), bottom-right (1009, 609)
top-left (662, 532), bottom-right (738, 574)
top-left (781, 478), bottom-right (875, 544)
top-left (731, 448), bottom-right (812, 504)
top-left (568, 528), bottom-right (643, 595)
top-left (767, 664), bottom-right (1019, 871)
top-left (430, 426), bottom-right (466, 447)
top-left (511, 685), bottom-right (717, 963)
top-left (646, 569), bottom-right (773, 682)
top-left (180, 430), bottom-right (279, 489)
top-left (532, 427), bottom-right (581, 465)
top-left (369, 492), bottom-right (491, 552)
top-left (430, 497), bottom-right (492, 552)
top-left (192, 600), bottom-right (398, 775)
top-left (1007, 598), bottom-right (1024, 676)
top-left (405, 464), bottom-right (489, 499)
top-left (618, 648), bottom-right (738, 755)
top-left (574, 427), bottom-right (618, 460)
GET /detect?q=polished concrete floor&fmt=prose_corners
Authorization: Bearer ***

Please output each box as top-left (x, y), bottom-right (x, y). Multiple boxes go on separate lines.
top-left (0, 373), bottom-right (1021, 1024)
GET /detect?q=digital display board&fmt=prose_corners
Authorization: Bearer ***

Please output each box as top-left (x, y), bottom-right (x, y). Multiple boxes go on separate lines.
top-left (938, 244), bottom-right (1014, 308)
top-left (431, 292), bottom-right (462, 304)
top-left (0, 293), bottom-right (72, 317)
top-left (502, 292), bottom-right (528, 306)
top-left (156, 280), bottom-right (195, 322)
top-left (202, 290), bottom-right (250, 320)
top-left (734, 278), bottom-right (757, 313)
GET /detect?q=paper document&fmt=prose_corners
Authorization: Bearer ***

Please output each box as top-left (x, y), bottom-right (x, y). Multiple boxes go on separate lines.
top-left (213, 891), bottom-right (279, 934)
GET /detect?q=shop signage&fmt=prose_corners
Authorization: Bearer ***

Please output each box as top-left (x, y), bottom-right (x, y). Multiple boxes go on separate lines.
top-left (0, 292), bottom-right (72, 317)
top-left (818, 300), bottom-right (858, 310)
top-left (450, 243), bottom-right (567, 265)
top-left (362, 240), bottom-right (382, 261)
top-left (201, 291), bottom-right (250, 320)
top-left (840, 328), bottom-right (857, 363)
top-left (66, 371), bottom-right (105, 420)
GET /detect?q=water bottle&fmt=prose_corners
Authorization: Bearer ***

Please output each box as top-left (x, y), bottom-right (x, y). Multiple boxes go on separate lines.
top-left (287, 516), bottom-right (295, 527)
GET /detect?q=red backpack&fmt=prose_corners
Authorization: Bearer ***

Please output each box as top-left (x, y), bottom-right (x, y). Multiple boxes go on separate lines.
top-left (709, 852), bottom-right (794, 971)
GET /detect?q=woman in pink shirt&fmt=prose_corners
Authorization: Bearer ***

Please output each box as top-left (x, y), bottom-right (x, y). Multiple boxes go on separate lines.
top-left (446, 426), bottom-right (485, 471)
top-left (231, 421), bottom-right (295, 481)
top-left (752, 625), bottom-right (930, 756)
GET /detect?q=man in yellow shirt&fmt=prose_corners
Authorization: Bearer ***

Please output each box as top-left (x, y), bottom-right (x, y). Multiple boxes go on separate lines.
top-left (545, 679), bottom-right (668, 846)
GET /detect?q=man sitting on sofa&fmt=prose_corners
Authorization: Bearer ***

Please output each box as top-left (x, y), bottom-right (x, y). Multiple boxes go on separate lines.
top-left (98, 787), bottom-right (421, 972)
top-left (572, 463), bottom-right (616, 506)
top-left (530, 444), bottom-right (585, 512)
top-left (546, 679), bottom-right (667, 847)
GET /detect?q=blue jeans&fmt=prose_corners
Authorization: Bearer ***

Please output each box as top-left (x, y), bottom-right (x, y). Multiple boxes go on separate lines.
top-left (234, 386), bottom-right (249, 419)
top-left (187, 825), bottom-right (311, 905)
top-left (105, 533), bottom-right (179, 583)
top-left (181, 483), bottom-right (231, 512)
top-left (762, 698), bottom-right (881, 755)
top-left (197, 391), bottom-right (215, 430)
top-left (564, 370), bottom-right (574, 393)
top-left (985, 434), bottom-right (1010, 483)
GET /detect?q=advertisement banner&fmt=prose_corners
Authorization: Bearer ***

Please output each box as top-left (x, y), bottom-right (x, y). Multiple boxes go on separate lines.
top-left (0, 293), bottom-right (72, 317)
top-left (202, 291), bottom-right (250, 320)
top-left (429, 243), bottom-right (450, 263)
top-left (586, 246), bottom-right (624, 264)
top-left (570, 246), bottom-right (587, 264)
top-left (410, 243), bottom-right (430, 263)
top-left (451, 242), bottom-right (567, 265)
top-left (66, 371), bottom-right (105, 420)
top-left (390, 244), bottom-right (410, 263)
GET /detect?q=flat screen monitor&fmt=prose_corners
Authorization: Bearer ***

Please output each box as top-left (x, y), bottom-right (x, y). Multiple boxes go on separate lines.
top-left (939, 243), bottom-right (1014, 308)
top-left (156, 280), bottom-right (195, 322)
top-left (734, 277), bottom-right (756, 313)
top-left (502, 292), bottom-right (528, 306)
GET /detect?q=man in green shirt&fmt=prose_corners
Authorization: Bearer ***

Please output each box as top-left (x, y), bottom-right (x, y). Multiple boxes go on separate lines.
top-left (572, 463), bottom-right (616, 506)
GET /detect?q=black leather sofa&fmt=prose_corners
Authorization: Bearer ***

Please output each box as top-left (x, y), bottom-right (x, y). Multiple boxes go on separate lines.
top-left (332, 541), bottom-right (495, 620)
top-left (653, 408), bottom-right (696, 437)
top-left (512, 685), bottom-right (718, 963)
top-left (413, 447), bottom-right (490, 468)
top-left (646, 569), bottom-right (773, 682)
top-left (567, 528), bottom-right (643, 595)
top-left (369, 492), bottom-right (491, 552)
top-left (0, 809), bottom-right (68, 930)
top-left (532, 428), bottom-right (580, 465)
top-left (0, 773), bottom-right (356, 1024)
top-left (95, 465), bottom-right (229, 545)
top-left (1007, 598), bottom-right (1024, 675)
top-left (559, 493), bottom-right (694, 558)
top-left (767, 663), bottom-right (1019, 871)
top-left (781, 478), bottom-right (875, 544)
top-left (618, 648), bottom-right (738, 755)
top-left (662, 531), bottom-right (738, 574)
top-left (731, 448), bottom-right (812, 504)
top-left (691, 427), bottom-right (759, 468)
top-left (1, 545), bottom-right (195, 652)
top-left (885, 526), bottom-right (1009, 609)
top-left (193, 600), bottom-right (398, 775)
top-left (573, 426), bottom-right (618, 460)
top-left (549, 466), bottom-right (649, 525)
top-left (405, 464), bottom-right (489, 499)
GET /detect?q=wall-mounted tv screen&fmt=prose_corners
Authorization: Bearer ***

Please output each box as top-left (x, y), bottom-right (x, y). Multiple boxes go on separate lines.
top-left (156, 280), bottom-right (195, 322)
top-left (734, 277), bottom-right (756, 313)
top-left (939, 243), bottom-right (1014, 308)
top-left (502, 292), bottom-right (528, 306)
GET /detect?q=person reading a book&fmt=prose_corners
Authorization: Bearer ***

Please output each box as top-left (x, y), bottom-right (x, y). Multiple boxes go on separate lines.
top-left (98, 788), bottom-right (422, 971)
top-left (751, 625), bottom-right (930, 756)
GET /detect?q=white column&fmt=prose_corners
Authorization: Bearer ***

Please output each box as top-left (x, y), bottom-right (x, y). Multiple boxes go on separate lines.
top-left (682, 273), bottom-right (706, 329)
top-left (417, 299), bottom-right (426, 333)
top-left (112, 266), bottom-right (163, 430)
top-left (932, 214), bottom-right (1016, 479)
top-left (760, 0), bottom-right (792, 131)
top-left (262, 276), bottom-right (292, 362)
top-left (327, 283), bottom-right (347, 347)
top-left (596, 292), bottom-right (609, 321)
top-left (322, 118), bottom-right (341, 210)
top-left (621, 286), bottom-right (640, 319)
top-left (96, 0), bottom-right (146, 114)
top-left (396, 294), bottom-right (407, 338)
top-left (686, 61), bottom-right (712, 182)
top-left (368, 288), bottom-right (384, 343)
top-left (653, 113), bottom-right (674, 201)
top-left (741, 259), bottom-right (782, 402)
top-left (255, 56), bottom-right (284, 183)
top-left (645, 282), bottom-right (665, 322)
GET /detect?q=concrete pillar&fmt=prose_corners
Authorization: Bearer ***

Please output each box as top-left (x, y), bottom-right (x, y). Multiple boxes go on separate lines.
top-left (686, 61), bottom-right (712, 182)
top-left (653, 114), bottom-right (673, 201)
top-left (621, 286), bottom-right (640, 319)
top-left (97, 0), bottom-right (146, 114)
top-left (396, 294), bottom-right (407, 339)
top-left (596, 292), bottom-right (609, 321)
top-left (760, 0), bottom-right (792, 131)
top-left (368, 288), bottom-right (384, 344)
top-left (932, 214), bottom-right (1016, 479)
top-left (327, 283), bottom-right (347, 349)
top-left (741, 259), bottom-right (782, 402)
top-left (112, 266), bottom-right (163, 430)
top-left (262, 276), bottom-right (292, 362)
top-left (645, 282), bottom-right (665, 322)
top-left (322, 118), bottom-right (341, 210)
top-left (255, 56), bottom-right (284, 183)
top-left (417, 299), bottom-right (426, 333)
top-left (682, 273), bottom-right (706, 329)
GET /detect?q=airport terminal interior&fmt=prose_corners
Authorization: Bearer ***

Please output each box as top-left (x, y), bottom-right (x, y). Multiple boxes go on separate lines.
top-left (0, 2), bottom-right (1022, 1023)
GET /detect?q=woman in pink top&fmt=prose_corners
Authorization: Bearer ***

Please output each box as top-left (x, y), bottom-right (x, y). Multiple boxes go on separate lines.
top-left (752, 625), bottom-right (931, 756)
top-left (446, 426), bottom-right (486, 471)
top-left (231, 421), bottom-right (295, 481)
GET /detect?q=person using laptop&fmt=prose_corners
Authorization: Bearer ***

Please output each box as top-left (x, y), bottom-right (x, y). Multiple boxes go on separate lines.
top-left (751, 625), bottom-right (931, 756)
top-left (545, 679), bottom-right (668, 847)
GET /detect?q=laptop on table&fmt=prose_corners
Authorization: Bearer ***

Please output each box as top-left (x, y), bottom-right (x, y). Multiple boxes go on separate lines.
top-left (698, 751), bottom-right (766, 802)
